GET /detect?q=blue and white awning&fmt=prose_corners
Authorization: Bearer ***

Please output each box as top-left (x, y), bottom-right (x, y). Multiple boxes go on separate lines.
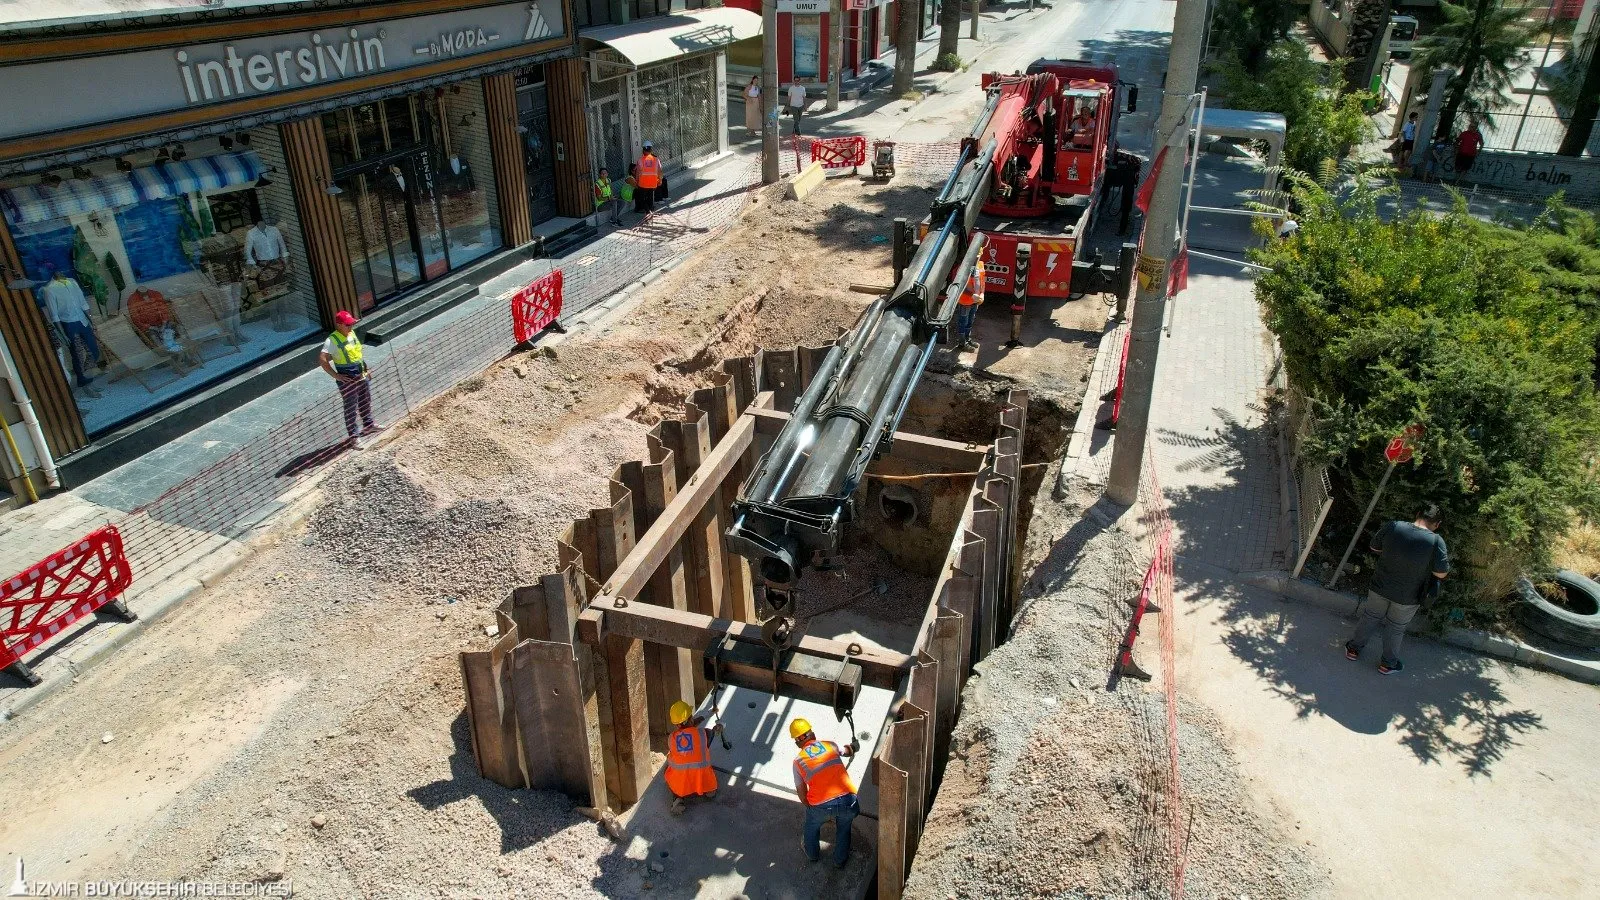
top-left (1, 150), bottom-right (265, 229)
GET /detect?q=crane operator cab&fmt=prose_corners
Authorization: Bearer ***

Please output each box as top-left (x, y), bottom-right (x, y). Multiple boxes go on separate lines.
top-left (1070, 98), bottom-right (1099, 148)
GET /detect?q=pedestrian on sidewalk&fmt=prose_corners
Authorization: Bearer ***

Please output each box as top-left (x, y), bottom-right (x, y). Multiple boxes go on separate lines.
top-left (1455, 121), bottom-right (1484, 179)
top-left (788, 83), bottom-right (808, 136)
top-left (790, 717), bottom-right (859, 867)
top-left (1345, 505), bottom-right (1449, 675)
top-left (320, 310), bottom-right (380, 445)
top-left (744, 76), bottom-right (763, 132)
top-left (635, 144), bottom-right (660, 215)
top-left (1396, 112), bottom-right (1419, 168)
top-left (664, 701), bottom-right (721, 815)
top-left (594, 168), bottom-right (622, 225)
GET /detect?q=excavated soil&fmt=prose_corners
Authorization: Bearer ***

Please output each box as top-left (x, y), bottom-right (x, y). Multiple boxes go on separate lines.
top-left (0, 171), bottom-right (956, 896)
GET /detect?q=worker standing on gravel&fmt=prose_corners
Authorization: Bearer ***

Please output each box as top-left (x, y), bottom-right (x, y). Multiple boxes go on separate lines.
top-left (665, 700), bottom-right (721, 814)
top-left (1345, 505), bottom-right (1449, 675)
top-left (790, 718), bottom-right (859, 867)
top-left (955, 256), bottom-right (986, 352)
top-left (319, 310), bottom-right (380, 446)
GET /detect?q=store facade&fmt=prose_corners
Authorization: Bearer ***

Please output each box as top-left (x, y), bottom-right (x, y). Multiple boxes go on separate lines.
top-left (579, 5), bottom-right (761, 178)
top-left (725, 0), bottom-right (892, 88)
top-left (0, 0), bottom-right (587, 485)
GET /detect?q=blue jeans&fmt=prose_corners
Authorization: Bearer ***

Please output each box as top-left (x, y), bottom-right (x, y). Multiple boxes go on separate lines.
top-left (955, 303), bottom-right (977, 342)
top-left (59, 320), bottom-right (101, 385)
top-left (803, 794), bottom-right (859, 866)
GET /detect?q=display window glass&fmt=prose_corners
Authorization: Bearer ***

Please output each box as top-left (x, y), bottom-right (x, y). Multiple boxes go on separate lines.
top-left (324, 84), bottom-right (501, 310)
top-left (793, 17), bottom-right (822, 82)
top-left (1, 127), bottom-right (317, 437)
top-left (635, 56), bottom-right (721, 170)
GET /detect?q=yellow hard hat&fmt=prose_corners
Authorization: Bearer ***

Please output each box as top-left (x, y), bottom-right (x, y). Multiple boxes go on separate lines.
top-left (669, 701), bottom-right (693, 725)
top-left (789, 718), bottom-right (812, 739)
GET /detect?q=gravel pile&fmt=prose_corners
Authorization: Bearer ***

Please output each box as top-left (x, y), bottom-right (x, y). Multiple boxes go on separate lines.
top-left (905, 475), bottom-right (1326, 900)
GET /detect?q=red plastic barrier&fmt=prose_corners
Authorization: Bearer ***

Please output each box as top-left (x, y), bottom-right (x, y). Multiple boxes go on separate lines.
top-left (1, 525), bottom-right (133, 672)
top-left (1110, 328), bottom-right (1133, 424)
top-left (810, 136), bottom-right (868, 170)
top-left (510, 270), bottom-right (564, 344)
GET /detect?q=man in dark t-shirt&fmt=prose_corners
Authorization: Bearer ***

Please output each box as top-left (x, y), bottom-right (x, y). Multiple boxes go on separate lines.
top-left (1345, 506), bottom-right (1450, 674)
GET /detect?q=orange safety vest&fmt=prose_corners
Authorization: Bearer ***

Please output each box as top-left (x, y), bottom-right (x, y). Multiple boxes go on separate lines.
top-left (959, 261), bottom-right (986, 306)
top-left (638, 154), bottom-right (662, 189)
top-left (664, 726), bottom-right (717, 797)
top-left (793, 739), bottom-right (856, 805)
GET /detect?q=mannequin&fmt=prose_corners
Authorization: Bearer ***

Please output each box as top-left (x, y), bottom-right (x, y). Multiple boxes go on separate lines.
top-left (38, 265), bottom-right (102, 393)
top-left (244, 213), bottom-right (292, 330)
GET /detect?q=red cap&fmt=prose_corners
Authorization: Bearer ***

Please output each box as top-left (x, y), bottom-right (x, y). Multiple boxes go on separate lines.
top-left (334, 310), bottom-right (357, 326)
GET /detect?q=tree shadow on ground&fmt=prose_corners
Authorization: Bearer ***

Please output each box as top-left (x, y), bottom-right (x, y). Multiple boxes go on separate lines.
top-left (407, 711), bottom-right (579, 853)
top-left (1173, 526), bottom-right (1544, 779)
top-left (1154, 402), bottom-right (1286, 574)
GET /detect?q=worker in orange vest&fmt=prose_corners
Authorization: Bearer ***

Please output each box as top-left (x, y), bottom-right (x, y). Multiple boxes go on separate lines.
top-left (790, 717), bottom-right (859, 867)
top-left (665, 700), bottom-right (720, 814)
top-left (635, 142), bottom-right (662, 215)
top-left (955, 256), bottom-right (986, 353)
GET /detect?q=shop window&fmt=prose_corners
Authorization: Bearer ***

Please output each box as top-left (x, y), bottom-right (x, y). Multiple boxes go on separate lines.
top-left (575, 0), bottom-right (614, 28)
top-left (635, 57), bottom-right (720, 169)
top-left (793, 17), bottom-right (823, 82)
top-left (329, 85), bottom-right (501, 308)
top-left (1, 127), bottom-right (317, 437)
top-left (630, 0), bottom-right (668, 21)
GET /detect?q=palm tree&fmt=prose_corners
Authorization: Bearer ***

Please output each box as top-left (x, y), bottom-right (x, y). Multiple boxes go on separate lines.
top-left (1212, 0), bottom-right (1298, 74)
top-left (1412, 0), bottom-right (1542, 138)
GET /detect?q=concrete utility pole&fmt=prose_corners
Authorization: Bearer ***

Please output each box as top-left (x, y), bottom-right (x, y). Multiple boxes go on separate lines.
top-left (1411, 66), bottom-right (1450, 178)
top-left (762, 0), bottom-right (780, 184)
top-left (1104, 0), bottom-right (1210, 506)
top-left (828, 0), bottom-right (843, 111)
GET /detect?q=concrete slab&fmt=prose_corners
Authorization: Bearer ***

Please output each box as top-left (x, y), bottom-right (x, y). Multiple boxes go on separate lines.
top-left (605, 684), bottom-right (888, 899)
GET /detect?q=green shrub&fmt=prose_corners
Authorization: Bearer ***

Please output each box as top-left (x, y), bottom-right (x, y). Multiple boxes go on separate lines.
top-left (932, 53), bottom-right (963, 73)
top-left (1219, 41), bottom-right (1373, 174)
top-left (1255, 178), bottom-right (1600, 621)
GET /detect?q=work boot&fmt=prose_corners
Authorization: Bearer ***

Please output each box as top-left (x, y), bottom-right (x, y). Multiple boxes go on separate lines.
top-left (960, 339), bottom-right (978, 352)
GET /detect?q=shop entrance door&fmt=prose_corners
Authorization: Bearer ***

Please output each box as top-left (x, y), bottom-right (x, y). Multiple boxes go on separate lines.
top-left (588, 93), bottom-right (628, 190)
top-left (335, 149), bottom-right (448, 309)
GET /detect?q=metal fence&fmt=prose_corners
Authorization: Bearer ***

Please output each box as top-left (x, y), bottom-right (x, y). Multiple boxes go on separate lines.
top-left (1281, 385), bottom-right (1334, 579)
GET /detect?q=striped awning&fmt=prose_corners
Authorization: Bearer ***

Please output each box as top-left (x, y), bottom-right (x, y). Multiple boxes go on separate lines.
top-left (2, 150), bottom-right (264, 229)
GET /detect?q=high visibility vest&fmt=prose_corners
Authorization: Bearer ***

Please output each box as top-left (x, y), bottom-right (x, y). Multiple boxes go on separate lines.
top-left (664, 726), bottom-right (717, 797)
top-left (793, 740), bottom-right (856, 805)
top-left (959, 261), bottom-right (985, 306)
top-left (638, 155), bottom-right (662, 189)
top-left (621, 178), bottom-right (635, 202)
top-left (594, 178), bottom-right (613, 201)
top-left (328, 330), bottom-right (364, 366)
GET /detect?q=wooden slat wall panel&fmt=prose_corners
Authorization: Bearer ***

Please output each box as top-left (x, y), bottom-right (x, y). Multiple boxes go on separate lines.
top-left (0, 220), bottom-right (84, 456)
top-left (547, 57), bottom-right (594, 218)
top-left (482, 72), bottom-right (533, 248)
top-left (279, 118), bottom-right (357, 326)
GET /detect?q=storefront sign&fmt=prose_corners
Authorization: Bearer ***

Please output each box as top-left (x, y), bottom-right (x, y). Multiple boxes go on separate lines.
top-left (777, 0), bottom-right (830, 13)
top-left (0, 0), bottom-right (566, 143)
top-left (845, 0), bottom-right (892, 9)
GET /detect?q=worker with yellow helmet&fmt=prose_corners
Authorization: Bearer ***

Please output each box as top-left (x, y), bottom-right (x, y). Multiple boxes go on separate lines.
top-left (665, 700), bottom-right (722, 814)
top-left (790, 717), bottom-right (860, 867)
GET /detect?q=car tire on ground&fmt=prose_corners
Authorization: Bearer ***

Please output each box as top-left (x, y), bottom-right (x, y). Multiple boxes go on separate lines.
top-left (1514, 570), bottom-right (1600, 650)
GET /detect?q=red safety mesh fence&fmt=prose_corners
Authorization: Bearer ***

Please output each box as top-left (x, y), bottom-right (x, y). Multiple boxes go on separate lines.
top-left (1, 525), bottom-right (132, 670)
top-left (1141, 447), bottom-right (1186, 899)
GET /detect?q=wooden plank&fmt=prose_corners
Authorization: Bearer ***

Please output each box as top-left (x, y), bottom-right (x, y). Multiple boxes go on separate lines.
top-left (547, 57), bottom-right (595, 218)
top-left (877, 749), bottom-right (910, 900)
top-left (459, 628), bottom-right (524, 789)
top-left (971, 497), bottom-right (1002, 662)
top-left (577, 602), bottom-right (912, 690)
top-left (511, 640), bottom-right (605, 804)
top-left (892, 704), bottom-right (930, 868)
top-left (642, 452), bottom-right (694, 746)
top-left (482, 72), bottom-right (533, 249)
top-left (747, 407), bottom-right (989, 469)
top-left (762, 349), bottom-right (799, 412)
top-left (597, 412), bottom-right (757, 605)
top-left (281, 117), bottom-right (359, 323)
top-left (928, 611), bottom-right (963, 788)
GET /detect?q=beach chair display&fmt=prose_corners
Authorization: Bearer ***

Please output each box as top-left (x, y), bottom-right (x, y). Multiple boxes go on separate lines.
top-left (170, 290), bottom-right (242, 357)
top-left (92, 314), bottom-right (194, 391)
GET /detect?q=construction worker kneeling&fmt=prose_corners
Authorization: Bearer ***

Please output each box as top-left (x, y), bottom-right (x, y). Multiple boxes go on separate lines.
top-left (665, 701), bottom-right (720, 814)
top-left (790, 718), bottom-right (860, 867)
